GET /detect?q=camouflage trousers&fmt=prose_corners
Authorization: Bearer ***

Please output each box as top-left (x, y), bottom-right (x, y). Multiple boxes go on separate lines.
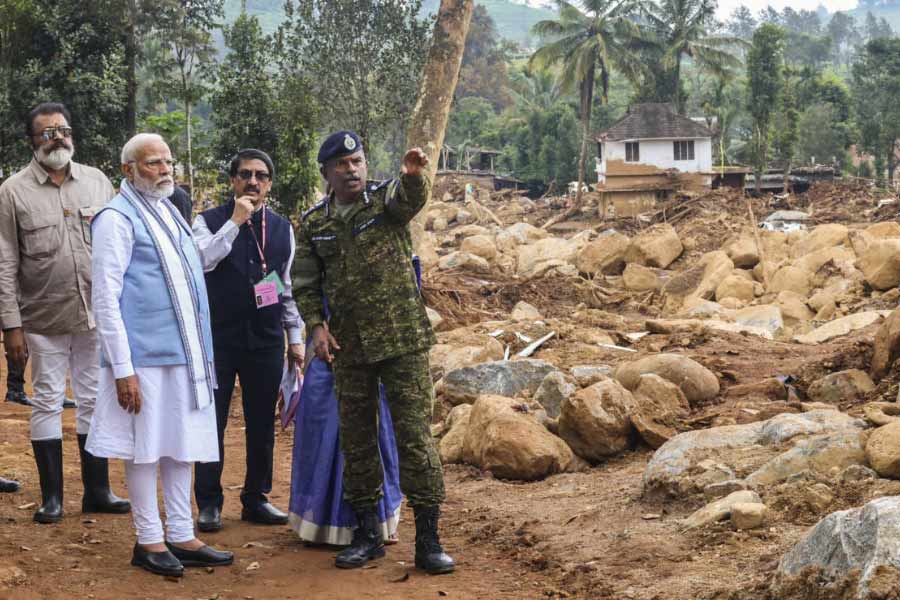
top-left (333, 350), bottom-right (445, 510)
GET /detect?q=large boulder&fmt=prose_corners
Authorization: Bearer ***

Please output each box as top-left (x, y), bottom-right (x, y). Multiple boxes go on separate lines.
top-left (558, 380), bottom-right (635, 463)
top-left (643, 410), bottom-right (866, 497)
top-left (793, 311), bottom-right (884, 345)
top-left (661, 251), bottom-right (734, 310)
top-left (807, 369), bottom-right (876, 405)
top-left (429, 335), bottom-right (505, 379)
top-left (442, 359), bottom-right (557, 405)
top-left (575, 230), bottom-right (630, 276)
top-left (438, 251), bottom-right (491, 274)
top-left (769, 265), bottom-right (812, 296)
top-left (868, 221), bottom-right (900, 239)
top-left (774, 497), bottom-right (900, 599)
top-left (623, 263), bottom-right (662, 292)
top-left (715, 275), bottom-right (756, 303)
top-left (439, 404), bottom-right (472, 464)
top-left (858, 238), bottom-right (900, 291)
top-left (744, 430), bottom-right (867, 487)
top-left (459, 234), bottom-right (498, 262)
top-left (732, 304), bottom-right (785, 340)
top-left (725, 235), bottom-right (760, 268)
top-left (504, 222), bottom-right (548, 245)
top-left (614, 354), bottom-right (720, 406)
top-left (790, 224), bottom-right (849, 258)
top-left (624, 224), bottom-right (683, 269)
top-left (872, 306), bottom-right (900, 380)
top-left (462, 395), bottom-right (574, 480)
top-left (792, 246), bottom-right (857, 276)
top-left (866, 421), bottom-right (900, 479)
top-left (516, 232), bottom-right (591, 278)
top-left (776, 291), bottom-right (815, 324)
top-left (534, 371), bottom-right (577, 419)
top-left (630, 374), bottom-right (690, 449)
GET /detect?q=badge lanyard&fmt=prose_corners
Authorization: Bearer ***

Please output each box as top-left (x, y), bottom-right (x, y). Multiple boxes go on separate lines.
top-left (247, 209), bottom-right (267, 274)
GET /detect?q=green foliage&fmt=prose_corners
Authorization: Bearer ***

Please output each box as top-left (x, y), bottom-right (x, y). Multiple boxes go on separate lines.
top-left (852, 37), bottom-right (900, 183)
top-left (747, 23), bottom-right (786, 189)
top-left (456, 6), bottom-right (513, 110)
top-left (211, 12), bottom-right (278, 164)
top-left (797, 103), bottom-right (852, 166)
top-left (270, 74), bottom-right (319, 215)
top-left (276, 0), bottom-right (431, 153)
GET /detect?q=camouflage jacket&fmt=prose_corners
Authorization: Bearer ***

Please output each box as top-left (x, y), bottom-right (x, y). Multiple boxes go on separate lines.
top-left (292, 173), bottom-right (437, 365)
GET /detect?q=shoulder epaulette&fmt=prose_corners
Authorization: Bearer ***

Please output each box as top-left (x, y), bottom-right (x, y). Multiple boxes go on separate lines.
top-left (368, 178), bottom-right (395, 194)
top-left (301, 197), bottom-right (328, 221)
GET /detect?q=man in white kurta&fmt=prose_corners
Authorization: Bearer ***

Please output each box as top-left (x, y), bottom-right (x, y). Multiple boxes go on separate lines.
top-left (87, 133), bottom-right (232, 578)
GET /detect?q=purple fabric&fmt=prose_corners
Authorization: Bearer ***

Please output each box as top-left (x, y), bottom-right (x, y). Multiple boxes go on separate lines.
top-left (288, 356), bottom-right (402, 541)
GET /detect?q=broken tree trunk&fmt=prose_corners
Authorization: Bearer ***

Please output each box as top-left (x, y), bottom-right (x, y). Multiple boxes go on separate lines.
top-left (406, 0), bottom-right (474, 208)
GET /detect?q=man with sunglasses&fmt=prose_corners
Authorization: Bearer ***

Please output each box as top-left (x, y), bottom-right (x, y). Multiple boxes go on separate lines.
top-left (191, 148), bottom-right (304, 532)
top-left (0, 102), bottom-right (130, 523)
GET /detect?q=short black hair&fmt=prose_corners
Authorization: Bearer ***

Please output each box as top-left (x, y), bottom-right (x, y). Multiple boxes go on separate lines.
top-left (26, 102), bottom-right (72, 137)
top-left (228, 149), bottom-right (275, 180)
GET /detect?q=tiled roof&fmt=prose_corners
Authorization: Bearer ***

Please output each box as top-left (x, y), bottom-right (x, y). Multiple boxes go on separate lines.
top-left (598, 103), bottom-right (713, 141)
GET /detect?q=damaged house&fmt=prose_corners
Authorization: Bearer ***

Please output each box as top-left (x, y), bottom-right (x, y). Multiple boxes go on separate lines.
top-left (595, 103), bottom-right (715, 216)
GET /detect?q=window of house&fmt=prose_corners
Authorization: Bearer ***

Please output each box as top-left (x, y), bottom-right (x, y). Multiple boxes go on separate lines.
top-left (674, 140), bottom-right (695, 161)
top-left (625, 142), bottom-right (640, 162)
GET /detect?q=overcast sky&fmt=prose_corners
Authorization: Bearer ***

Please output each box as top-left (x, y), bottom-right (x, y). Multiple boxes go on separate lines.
top-left (716, 0), bottom-right (858, 17)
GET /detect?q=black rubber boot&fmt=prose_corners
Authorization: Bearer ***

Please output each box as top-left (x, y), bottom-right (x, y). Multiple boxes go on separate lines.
top-left (414, 505), bottom-right (455, 574)
top-left (334, 510), bottom-right (385, 569)
top-left (32, 439), bottom-right (64, 523)
top-left (0, 477), bottom-right (19, 493)
top-left (77, 434), bottom-right (131, 514)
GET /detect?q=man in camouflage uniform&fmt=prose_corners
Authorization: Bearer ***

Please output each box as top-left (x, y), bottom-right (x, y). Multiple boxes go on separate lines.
top-left (293, 130), bottom-right (454, 574)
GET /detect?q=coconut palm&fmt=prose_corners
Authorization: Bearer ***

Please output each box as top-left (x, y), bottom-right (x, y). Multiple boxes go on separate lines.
top-left (528, 0), bottom-right (642, 214)
top-left (643, 0), bottom-right (745, 113)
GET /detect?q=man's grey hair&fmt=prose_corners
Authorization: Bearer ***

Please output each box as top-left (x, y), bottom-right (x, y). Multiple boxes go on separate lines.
top-left (121, 133), bottom-right (167, 165)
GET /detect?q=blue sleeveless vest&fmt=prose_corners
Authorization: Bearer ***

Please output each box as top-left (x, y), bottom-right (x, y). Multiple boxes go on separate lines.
top-left (200, 201), bottom-right (292, 351)
top-left (94, 195), bottom-right (214, 368)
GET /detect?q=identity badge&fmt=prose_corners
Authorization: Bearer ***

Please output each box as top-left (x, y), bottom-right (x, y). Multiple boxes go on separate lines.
top-left (254, 281), bottom-right (279, 308)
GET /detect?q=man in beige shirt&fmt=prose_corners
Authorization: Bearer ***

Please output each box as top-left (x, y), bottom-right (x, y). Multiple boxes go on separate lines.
top-left (0, 102), bottom-right (130, 523)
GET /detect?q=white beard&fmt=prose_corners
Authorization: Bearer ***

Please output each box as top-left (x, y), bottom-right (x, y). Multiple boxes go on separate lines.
top-left (36, 146), bottom-right (73, 171)
top-left (133, 172), bottom-right (175, 200)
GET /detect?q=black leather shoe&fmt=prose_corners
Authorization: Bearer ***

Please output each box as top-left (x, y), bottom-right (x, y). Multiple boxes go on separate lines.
top-left (335, 510), bottom-right (385, 569)
top-left (77, 435), bottom-right (131, 514)
top-left (131, 544), bottom-right (183, 577)
top-left (32, 439), bottom-right (64, 524)
top-left (197, 505), bottom-right (223, 532)
top-left (5, 390), bottom-right (29, 406)
top-left (241, 502), bottom-right (288, 525)
top-left (0, 477), bottom-right (19, 493)
top-left (414, 505), bottom-right (455, 574)
top-left (165, 542), bottom-right (233, 567)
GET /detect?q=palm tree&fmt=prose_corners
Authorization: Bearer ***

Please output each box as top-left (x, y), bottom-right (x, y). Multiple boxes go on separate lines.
top-left (529, 0), bottom-right (641, 215)
top-left (643, 0), bottom-right (744, 113)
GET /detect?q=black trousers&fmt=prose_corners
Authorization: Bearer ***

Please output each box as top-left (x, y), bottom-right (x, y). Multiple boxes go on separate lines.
top-left (5, 353), bottom-right (25, 394)
top-left (194, 345), bottom-right (284, 510)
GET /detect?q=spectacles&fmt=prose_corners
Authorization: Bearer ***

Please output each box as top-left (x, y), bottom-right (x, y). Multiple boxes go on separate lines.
top-left (37, 126), bottom-right (73, 141)
top-left (237, 169), bottom-right (271, 182)
top-left (130, 158), bottom-right (175, 170)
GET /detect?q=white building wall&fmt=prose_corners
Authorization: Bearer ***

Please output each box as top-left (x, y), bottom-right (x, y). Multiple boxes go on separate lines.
top-left (599, 138), bottom-right (712, 178)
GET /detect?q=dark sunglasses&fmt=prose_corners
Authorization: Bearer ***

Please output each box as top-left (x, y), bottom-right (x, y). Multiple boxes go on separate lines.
top-left (37, 126), bottom-right (73, 141)
top-left (237, 169), bottom-right (271, 182)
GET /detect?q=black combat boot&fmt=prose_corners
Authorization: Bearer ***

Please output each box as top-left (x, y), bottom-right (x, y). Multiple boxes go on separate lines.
top-left (77, 434), bottom-right (131, 514)
top-left (32, 439), bottom-right (64, 523)
top-left (334, 510), bottom-right (385, 569)
top-left (414, 505), bottom-right (455, 574)
top-left (0, 477), bottom-right (19, 493)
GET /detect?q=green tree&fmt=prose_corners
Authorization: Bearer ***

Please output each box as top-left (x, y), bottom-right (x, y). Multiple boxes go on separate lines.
top-left (726, 5), bottom-right (756, 41)
top-left (270, 73), bottom-right (319, 214)
top-left (0, 0), bottom-right (39, 176)
top-left (773, 70), bottom-right (799, 191)
top-left (797, 103), bottom-right (850, 168)
top-left (455, 5), bottom-right (513, 110)
top-left (153, 0), bottom-right (224, 197)
top-left (210, 10), bottom-right (278, 164)
top-left (852, 38), bottom-right (900, 184)
top-left (747, 23), bottom-right (786, 193)
top-left (827, 11), bottom-right (859, 66)
top-left (643, 0), bottom-right (744, 113)
top-left (276, 0), bottom-right (431, 154)
top-left (529, 0), bottom-right (641, 209)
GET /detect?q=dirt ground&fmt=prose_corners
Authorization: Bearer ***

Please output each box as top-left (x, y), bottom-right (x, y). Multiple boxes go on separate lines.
top-left (0, 371), bottom-right (549, 600)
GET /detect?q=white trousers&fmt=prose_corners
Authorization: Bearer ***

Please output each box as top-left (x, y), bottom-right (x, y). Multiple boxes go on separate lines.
top-left (124, 458), bottom-right (195, 545)
top-left (26, 330), bottom-right (99, 441)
